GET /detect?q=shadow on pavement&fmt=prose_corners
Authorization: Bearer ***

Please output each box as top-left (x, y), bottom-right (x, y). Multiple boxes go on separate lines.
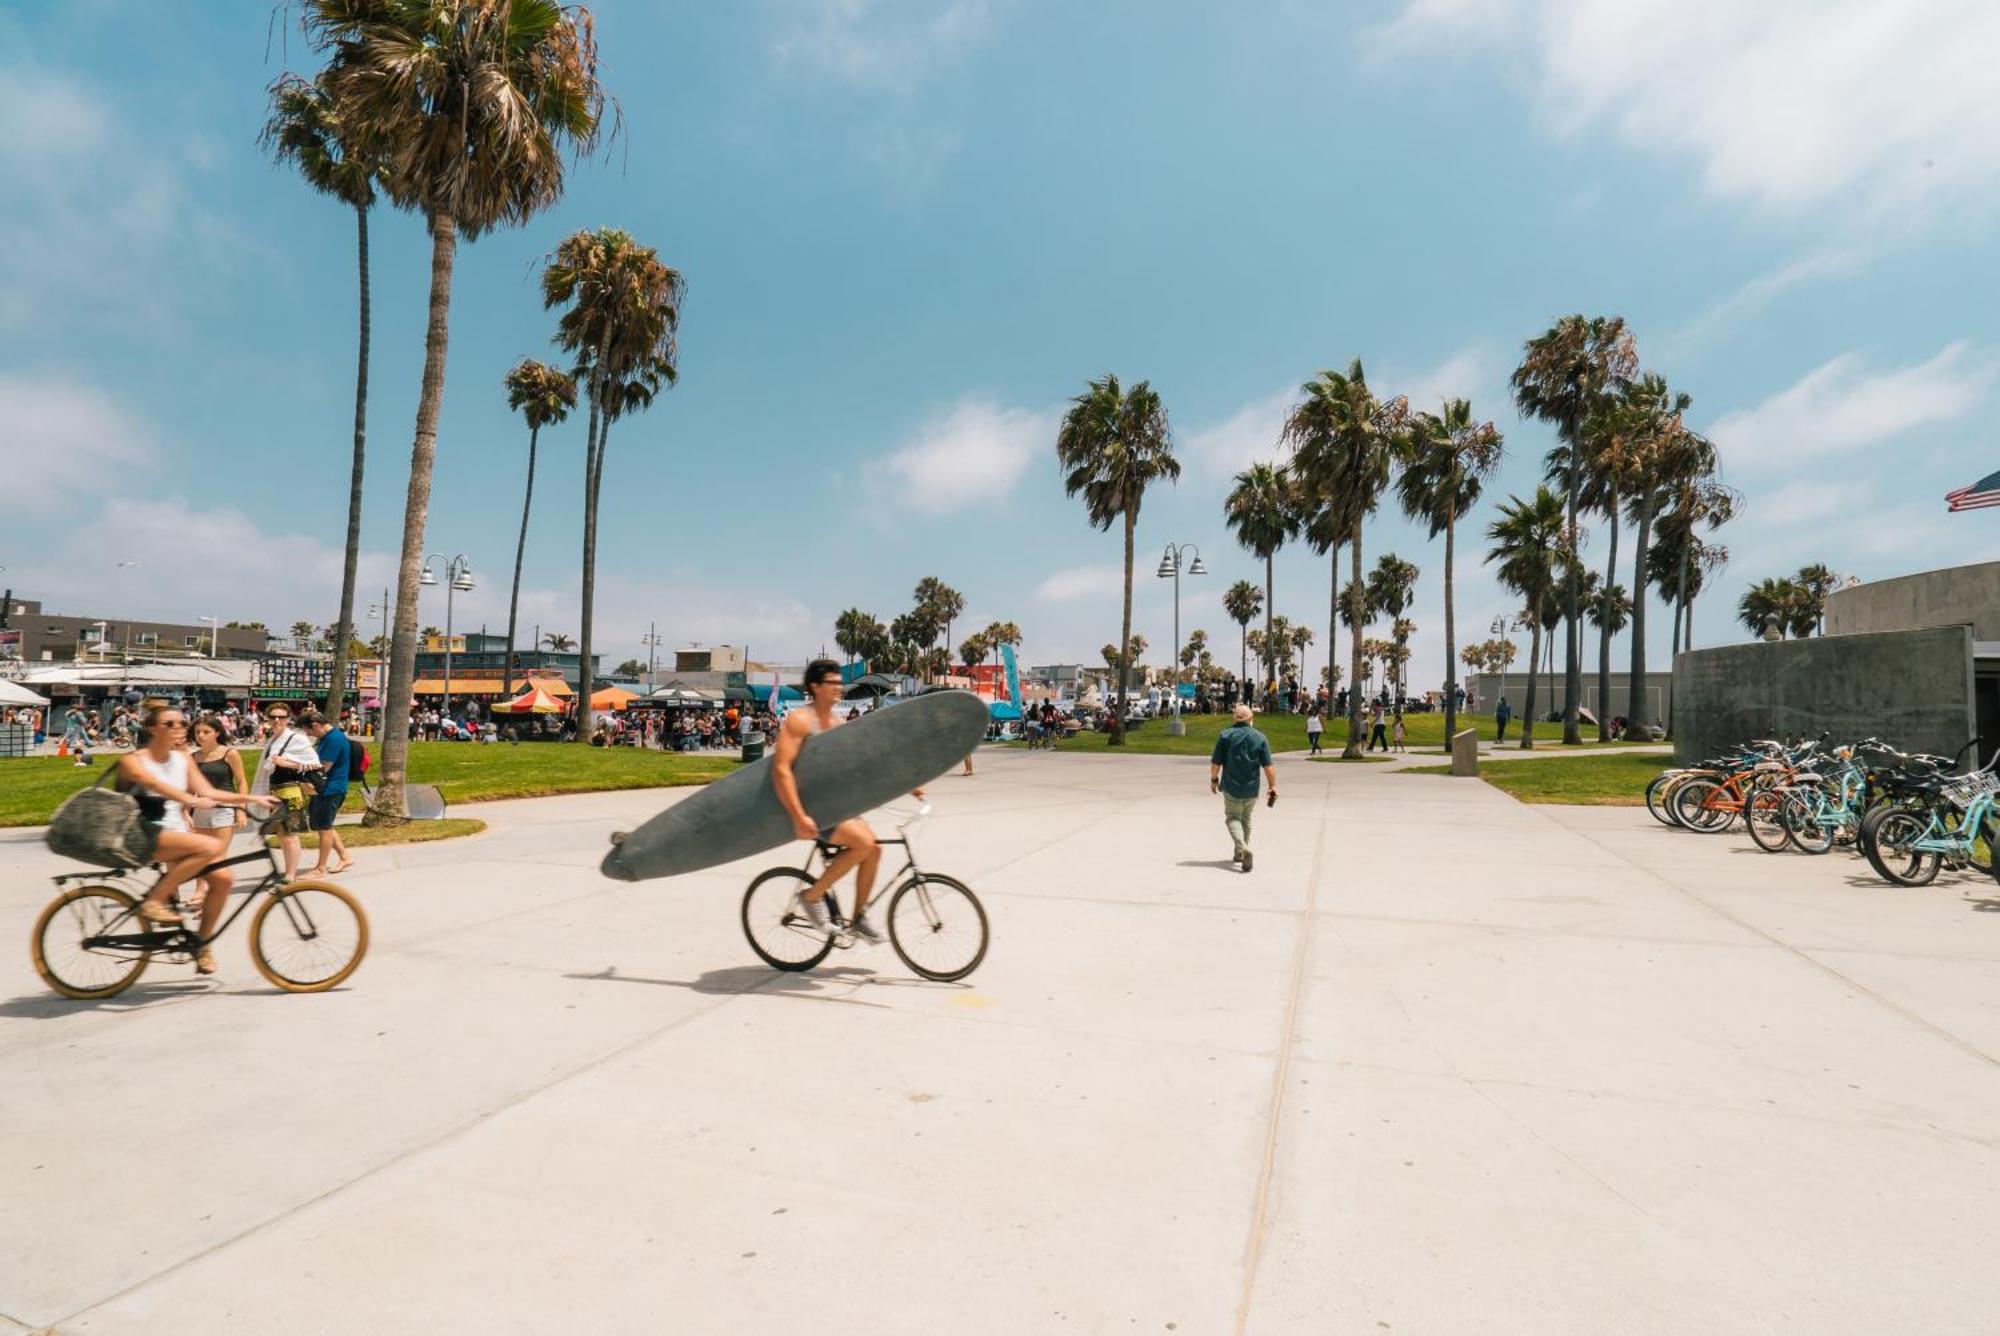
top-left (0, 979), bottom-right (327, 1018)
top-left (562, 963), bottom-right (920, 1007)
top-left (1175, 859), bottom-right (1242, 872)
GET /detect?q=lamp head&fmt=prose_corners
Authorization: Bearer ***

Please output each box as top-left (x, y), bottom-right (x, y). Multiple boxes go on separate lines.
top-left (451, 571), bottom-right (475, 593)
top-left (419, 568), bottom-right (439, 587)
top-left (1156, 558), bottom-right (1175, 579)
top-left (1187, 556), bottom-right (1207, 576)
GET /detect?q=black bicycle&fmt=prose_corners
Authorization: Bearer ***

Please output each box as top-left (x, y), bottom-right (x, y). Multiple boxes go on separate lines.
top-left (32, 831), bottom-right (369, 999)
top-left (740, 805), bottom-right (989, 981)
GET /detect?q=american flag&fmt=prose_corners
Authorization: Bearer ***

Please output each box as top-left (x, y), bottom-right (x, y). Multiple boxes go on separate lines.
top-left (1946, 469), bottom-right (2000, 512)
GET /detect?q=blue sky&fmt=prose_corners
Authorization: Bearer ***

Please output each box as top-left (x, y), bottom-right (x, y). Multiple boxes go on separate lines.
top-left (5, 0), bottom-right (1999, 685)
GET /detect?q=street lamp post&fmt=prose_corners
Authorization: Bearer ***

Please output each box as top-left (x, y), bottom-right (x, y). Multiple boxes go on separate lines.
top-left (641, 623), bottom-right (662, 693)
top-left (1156, 542), bottom-right (1208, 737)
top-left (421, 554), bottom-right (475, 721)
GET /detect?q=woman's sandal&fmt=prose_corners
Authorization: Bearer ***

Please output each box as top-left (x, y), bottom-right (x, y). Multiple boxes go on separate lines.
top-left (194, 947), bottom-right (218, 975)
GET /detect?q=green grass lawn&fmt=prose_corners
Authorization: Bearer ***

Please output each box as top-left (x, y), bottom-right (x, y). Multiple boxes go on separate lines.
top-left (0, 742), bottom-right (735, 828)
top-left (1029, 709), bottom-right (1502, 756)
top-left (1398, 750), bottom-right (1666, 805)
top-left (274, 818), bottom-right (489, 850)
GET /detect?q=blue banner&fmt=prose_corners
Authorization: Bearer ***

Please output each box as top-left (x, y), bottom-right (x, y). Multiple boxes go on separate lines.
top-left (1001, 643), bottom-right (1022, 705)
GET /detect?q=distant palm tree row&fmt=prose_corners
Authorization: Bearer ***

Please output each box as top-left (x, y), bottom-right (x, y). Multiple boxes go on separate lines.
top-left (1738, 564), bottom-right (1839, 639)
top-left (1059, 316), bottom-right (1743, 753)
top-left (264, 2), bottom-right (688, 820)
top-left (832, 580), bottom-right (1021, 684)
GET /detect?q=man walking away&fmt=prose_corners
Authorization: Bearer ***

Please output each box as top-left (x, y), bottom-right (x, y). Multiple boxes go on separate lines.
top-left (1305, 707), bottom-right (1323, 756)
top-left (1210, 704), bottom-right (1276, 873)
top-left (1368, 699), bottom-right (1388, 752)
top-left (1495, 696), bottom-right (1512, 743)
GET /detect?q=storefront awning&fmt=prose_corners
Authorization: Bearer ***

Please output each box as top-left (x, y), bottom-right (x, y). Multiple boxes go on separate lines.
top-left (411, 677), bottom-right (572, 697)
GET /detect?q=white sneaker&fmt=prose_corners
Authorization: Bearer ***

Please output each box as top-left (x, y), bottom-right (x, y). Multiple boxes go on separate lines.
top-left (849, 915), bottom-right (887, 947)
top-left (798, 898), bottom-right (835, 936)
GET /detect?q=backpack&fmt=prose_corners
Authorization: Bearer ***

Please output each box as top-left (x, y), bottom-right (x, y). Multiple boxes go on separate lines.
top-left (349, 740), bottom-right (371, 783)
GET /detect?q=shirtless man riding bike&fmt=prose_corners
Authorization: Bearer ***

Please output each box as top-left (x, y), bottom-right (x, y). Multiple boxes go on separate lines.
top-left (769, 658), bottom-right (924, 949)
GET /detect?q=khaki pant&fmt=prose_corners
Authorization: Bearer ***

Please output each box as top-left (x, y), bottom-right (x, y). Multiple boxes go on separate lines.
top-left (1223, 793), bottom-right (1256, 857)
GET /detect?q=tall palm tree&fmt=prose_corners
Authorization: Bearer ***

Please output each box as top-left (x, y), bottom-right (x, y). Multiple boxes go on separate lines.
top-left (1795, 563), bottom-right (1837, 635)
top-left (1223, 580), bottom-right (1263, 688)
top-left (1284, 359), bottom-right (1410, 757)
top-left (262, 71), bottom-right (384, 721)
top-left (1224, 462), bottom-right (1300, 694)
top-left (501, 359), bottom-right (576, 694)
top-left (1738, 578), bottom-right (1802, 638)
top-left (1397, 398), bottom-right (1503, 745)
top-left (1487, 486), bottom-right (1566, 749)
top-left (1055, 375), bottom-right (1180, 744)
top-left (1300, 493), bottom-right (1344, 718)
top-left (958, 633), bottom-right (988, 671)
top-left (310, 0), bottom-right (604, 819)
top-left (1587, 582), bottom-right (1632, 656)
top-left (914, 578), bottom-right (966, 660)
top-left (543, 227), bottom-right (685, 742)
top-left (833, 608), bottom-right (878, 664)
top-left (1586, 374), bottom-right (1680, 737)
top-left (1511, 315), bottom-right (1638, 745)
top-left (541, 632), bottom-right (576, 652)
top-left (1366, 554), bottom-right (1420, 699)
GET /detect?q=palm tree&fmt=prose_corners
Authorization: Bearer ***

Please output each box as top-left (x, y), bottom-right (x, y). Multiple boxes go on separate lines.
top-left (263, 71), bottom-right (383, 721)
top-left (1615, 380), bottom-right (1698, 734)
top-left (1397, 399), bottom-right (1502, 745)
top-left (1055, 375), bottom-right (1180, 743)
top-left (958, 633), bottom-right (988, 671)
top-left (543, 227), bottom-right (685, 742)
top-left (309, 0), bottom-right (604, 819)
top-left (501, 359), bottom-right (577, 694)
top-left (290, 621), bottom-right (318, 646)
top-left (1289, 624), bottom-right (1314, 688)
top-left (1224, 462), bottom-right (1300, 694)
top-left (1223, 580), bottom-right (1263, 690)
top-left (1180, 628), bottom-right (1209, 679)
top-left (1511, 315), bottom-right (1638, 744)
top-left (1587, 582), bottom-right (1632, 661)
top-left (1487, 486), bottom-right (1566, 749)
top-left (982, 621), bottom-right (1023, 671)
top-left (1795, 563), bottom-right (1837, 635)
top-left (1284, 359), bottom-right (1410, 757)
top-left (1366, 554), bottom-right (1420, 699)
top-left (834, 608), bottom-right (882, 665)
top-left (541, 632), bottom-right (576, 652)
top-left (1586, 374), bottom-right (1679, 737)
top-left (1738, 578), bottom-right (1802, 639)
top-left (914, 578), bottom-right (966, 660)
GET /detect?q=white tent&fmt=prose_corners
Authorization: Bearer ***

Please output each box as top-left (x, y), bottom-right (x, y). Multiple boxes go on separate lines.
top-left (0, 679), bottom-right (50, 707)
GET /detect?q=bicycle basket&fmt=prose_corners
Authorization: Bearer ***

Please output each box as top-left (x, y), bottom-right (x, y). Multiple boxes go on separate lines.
top-left (1940, 772), bottom-right (2000, 809)
top-left (45, 786), bottom-right (153, 869)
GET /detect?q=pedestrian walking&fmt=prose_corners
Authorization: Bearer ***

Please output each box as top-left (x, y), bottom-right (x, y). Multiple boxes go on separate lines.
top-left (1305, 707), bottom-right (1324, 756)
top-left (1392, 711), bottom-right (1406, 753)
top-left (1495, 696), bottom-right (1512, 742)
top-left (302, 709), bottom-right (356, 875)
top-left (1368, 700), bottom-right (1388, 752)
top-left (1209, 704), bottom-right (1276, 873)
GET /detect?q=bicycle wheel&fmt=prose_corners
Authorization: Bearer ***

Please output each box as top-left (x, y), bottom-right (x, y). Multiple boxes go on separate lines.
top-left (1644, 773), bottom-right (1682, 827)
top-left (1861, 810), bottom-right (1941, 887)
top-left (887, 873), bottom-right (989, 982)
top-left (249, 879), bottom-right (369, 992)
top-left (32, 884), bottom-right (152, 999)
top-left (742, 868), bottom-right (836, 972)
top-left (1781, 792), bottom-right (1834, 855)
top-left (1670, 779), bottom-right (1730, 833)
top-left (1745, 784), bottom-right (1792, 852)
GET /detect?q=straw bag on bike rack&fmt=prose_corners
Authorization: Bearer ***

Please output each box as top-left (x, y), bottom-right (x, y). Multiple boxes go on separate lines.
top-left (45, 766), bottom-right (153, 870)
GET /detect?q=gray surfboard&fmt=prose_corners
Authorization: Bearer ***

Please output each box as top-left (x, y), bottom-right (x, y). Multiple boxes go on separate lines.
top-left (600, 689), bottom-right (989, 881)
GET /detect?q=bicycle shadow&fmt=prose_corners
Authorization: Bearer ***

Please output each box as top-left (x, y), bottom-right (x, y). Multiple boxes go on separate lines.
top-left (1175, 859), bottom-right (1243, 872)
top-left (0, 979), bottom-right (350, 1019)
top-left (563, 963), bottom-right (966, 1007)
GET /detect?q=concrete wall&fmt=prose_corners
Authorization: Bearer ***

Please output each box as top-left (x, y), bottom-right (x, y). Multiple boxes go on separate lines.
top-left (1824, 562), bottom-right (2000, 640)
top-left (1672, 625), bottom-right (1975, 764)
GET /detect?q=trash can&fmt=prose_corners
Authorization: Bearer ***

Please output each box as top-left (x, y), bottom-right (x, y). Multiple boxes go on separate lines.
top-left (740, 730), bottom-right (765, 763)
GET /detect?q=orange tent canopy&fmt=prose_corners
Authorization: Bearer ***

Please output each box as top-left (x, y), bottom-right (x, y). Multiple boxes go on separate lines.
top-left (590, 686), bottom-right (638, 710)
top-left (491, 685), bottom-right (566, 714)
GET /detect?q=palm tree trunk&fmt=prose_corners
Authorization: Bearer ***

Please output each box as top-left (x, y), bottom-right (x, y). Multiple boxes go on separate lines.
top-left (1627, 498), bottom-right (1652, 732)
top-left (1344, 521), bottom-right (1364, 758)
top-left (1326, 542), bottom-right (1340, 706)
top-left (1522, 619), bottom-right (1542, 750)
top-left (503, 422), bottom-right (539, 697)
top-left (1676, 547), bottom-right (1693, 655)
top-left (1442, 502), bottom-right (1457, 748)
top-left (1112, 508), bottom-right (1134, 745)
top-left (1596, 498), bottom-right (1617, 741)
top-left (1562, 465), bottom-right (1582, 745)
top-left (575, 384), bottom-right (607, 744)
top-left (369, 211), bottom-right (456, 825)
top-left (1263, 552), bottom-right (1275, 702)
top-left (324, 202), bottom-right (371, 723)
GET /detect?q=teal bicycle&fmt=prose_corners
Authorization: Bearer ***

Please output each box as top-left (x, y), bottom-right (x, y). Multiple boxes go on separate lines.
top-left (1858, 765), bottom-right (2000, 887)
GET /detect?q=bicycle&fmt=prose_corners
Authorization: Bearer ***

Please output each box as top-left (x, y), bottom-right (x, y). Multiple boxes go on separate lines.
top-left (31, 819), bottom-right (370, 999)
top-left (740, 805), bottom-right (989, 982)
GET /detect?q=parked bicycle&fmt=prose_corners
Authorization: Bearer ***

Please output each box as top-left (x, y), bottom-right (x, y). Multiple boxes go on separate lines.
top-left (32, 828), bottom-right (369, 999)
top-left (740, 805), bottom-right (988, 981)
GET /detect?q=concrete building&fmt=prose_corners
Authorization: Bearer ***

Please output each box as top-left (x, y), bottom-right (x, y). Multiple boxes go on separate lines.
top-left (1673, 561), bottom-right (1999, 765)
top-left (412, 632), bottom-right (600, 694)
top-left (0, 597), bottom-right (269, 663)
top-left (675, 644), bottom-right (745, 674)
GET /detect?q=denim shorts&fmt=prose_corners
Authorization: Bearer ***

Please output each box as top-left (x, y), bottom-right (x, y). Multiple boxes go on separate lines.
top-left (307, 792), bottom-right (344, 832)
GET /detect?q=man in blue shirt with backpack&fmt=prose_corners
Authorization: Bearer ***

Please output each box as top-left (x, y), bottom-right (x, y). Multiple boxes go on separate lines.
top-left (302, 709), bottom-right (357, 876)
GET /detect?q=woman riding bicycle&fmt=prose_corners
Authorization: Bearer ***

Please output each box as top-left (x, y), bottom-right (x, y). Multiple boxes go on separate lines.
top-left (118, 706), bottom-right (265, 970)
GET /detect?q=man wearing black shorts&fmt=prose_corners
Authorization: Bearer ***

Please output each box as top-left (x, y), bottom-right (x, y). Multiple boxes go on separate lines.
top-left (300, 710), bottom-right (355, 875)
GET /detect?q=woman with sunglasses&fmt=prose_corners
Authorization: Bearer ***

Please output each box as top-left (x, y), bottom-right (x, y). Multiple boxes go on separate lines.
top-left (116, 706), bottom-right (265, 971)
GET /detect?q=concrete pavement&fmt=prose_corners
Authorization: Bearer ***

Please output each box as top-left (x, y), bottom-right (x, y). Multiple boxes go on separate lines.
top-left (2, 748), bottom-right (1997, 1334)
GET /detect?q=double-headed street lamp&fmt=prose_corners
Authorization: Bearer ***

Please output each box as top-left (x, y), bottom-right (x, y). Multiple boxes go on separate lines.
top-left (421, 554), bottom-right (475, 719)
top-left (1156, 541), bottom-right (1207, 736)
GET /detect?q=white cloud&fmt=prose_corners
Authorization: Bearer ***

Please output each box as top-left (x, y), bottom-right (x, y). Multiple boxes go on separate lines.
top-left (1183, 384), bottom-right (1295, 478)
top-left (1665, 245), bottom-right (1871, 351)
top-left (1033, 564), bottom-right (1125, 603)
top-left (769, 0), bottom-right (991, 92)
top-left (1391, 345), bottom-right (1502, 418)
top-left (0, 374), bottom-right (154, 495)
top-left (1367, 0), bottom-right (2000, 224)
top-left (870, 399), bottom-right (1054, 514)
top-left (1707, 342), bottom-right (1998, 473)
